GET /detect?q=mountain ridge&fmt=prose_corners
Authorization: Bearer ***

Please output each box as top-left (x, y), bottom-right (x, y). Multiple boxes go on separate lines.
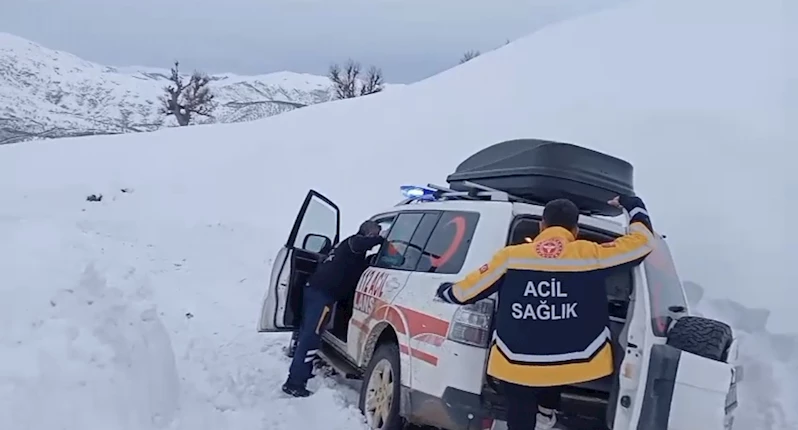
top-left (0, 32), bottom-right (347, 144)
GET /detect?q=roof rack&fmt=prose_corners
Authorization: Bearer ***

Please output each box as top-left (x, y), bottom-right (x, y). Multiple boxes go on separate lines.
top-left (396, 181), bottom-right (540, 206)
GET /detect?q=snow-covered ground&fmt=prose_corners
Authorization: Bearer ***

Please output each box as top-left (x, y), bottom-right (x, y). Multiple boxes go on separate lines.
top-left (0, 0), bottom-right (794, 429)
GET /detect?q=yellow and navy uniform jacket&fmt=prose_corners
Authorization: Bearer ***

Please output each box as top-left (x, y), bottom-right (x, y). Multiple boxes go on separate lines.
top-left (437, 202), bottom-right (655, 387)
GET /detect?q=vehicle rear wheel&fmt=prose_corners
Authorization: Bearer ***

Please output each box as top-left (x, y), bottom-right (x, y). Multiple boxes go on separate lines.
top-left (666, 316), bottom-right (733, 362)
top-left (359, 343), bottom-right (404, 430)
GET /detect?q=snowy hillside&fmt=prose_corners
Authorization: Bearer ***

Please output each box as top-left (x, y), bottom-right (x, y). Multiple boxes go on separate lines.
top-left (0, 0), bottom-right (794, 429)
top-left (0, 33), bottom-right (340, 144)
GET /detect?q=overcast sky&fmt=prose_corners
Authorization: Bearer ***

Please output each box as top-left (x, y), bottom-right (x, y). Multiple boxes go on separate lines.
top-left (1, 0), bottom-right (625, 83)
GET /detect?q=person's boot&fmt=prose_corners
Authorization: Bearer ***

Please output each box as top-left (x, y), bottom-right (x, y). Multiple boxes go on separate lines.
top-left (535, 406), bottom-right (558, 430)
top-left (281, 382), bottom-right (311, 398)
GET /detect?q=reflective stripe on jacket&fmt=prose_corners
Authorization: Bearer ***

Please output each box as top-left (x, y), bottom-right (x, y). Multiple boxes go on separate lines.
top-left (439, 211), bottom-right (654, 387)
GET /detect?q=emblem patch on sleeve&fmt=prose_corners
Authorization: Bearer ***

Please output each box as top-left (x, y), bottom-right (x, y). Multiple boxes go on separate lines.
top-left (535, 238), bottom-right (564, 258)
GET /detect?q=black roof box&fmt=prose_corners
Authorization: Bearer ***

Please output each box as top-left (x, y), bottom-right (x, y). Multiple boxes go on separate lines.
top-left (446, 139), bottom-right (634, 216)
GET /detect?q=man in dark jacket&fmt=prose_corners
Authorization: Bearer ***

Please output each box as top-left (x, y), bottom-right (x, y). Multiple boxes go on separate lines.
top-left (282, 220), bottom-right (385, 397)
top-left (284, 235), bottom-right (337, 358)
top-left (436, 195), bottom-right (655, 430)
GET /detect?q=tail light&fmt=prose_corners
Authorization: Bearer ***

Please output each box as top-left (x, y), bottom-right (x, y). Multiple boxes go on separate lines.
top-left (447, 298), bottom-right (495, 348)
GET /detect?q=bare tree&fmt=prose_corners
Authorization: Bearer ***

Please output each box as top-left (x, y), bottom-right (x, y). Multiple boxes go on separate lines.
top-left (328, 59), bottom-right (384, 100)
top-left (459, 50), bottom-right (481, 64)
top-left (360, 66), bottom-right (384, 96)
top-left (159, 61), bottom-right (216, 126)
top-left (118, 109), bottom-right (135, 133)
top-left (329, 60), bottom-right (359, 99)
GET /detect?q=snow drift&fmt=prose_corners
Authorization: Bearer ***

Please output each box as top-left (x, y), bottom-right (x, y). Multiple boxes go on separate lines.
top-left (0, 0), bottom-right (794, 428)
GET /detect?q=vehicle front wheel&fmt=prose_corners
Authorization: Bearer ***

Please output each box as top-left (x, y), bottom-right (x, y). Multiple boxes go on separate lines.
top-left (359, 343), bottom-right (404, 430)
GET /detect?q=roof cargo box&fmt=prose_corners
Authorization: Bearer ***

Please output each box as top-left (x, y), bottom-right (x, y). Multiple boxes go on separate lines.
top-left (446, 139), bottom-right (634, 216)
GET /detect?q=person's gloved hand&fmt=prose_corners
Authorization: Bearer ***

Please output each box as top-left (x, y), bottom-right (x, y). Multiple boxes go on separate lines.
top-left (436, 282), bottom-right (454, 301)
top-left (608, 195), bottom-right (646, 212)
top-left (608, 195), bottom-right (652, 231)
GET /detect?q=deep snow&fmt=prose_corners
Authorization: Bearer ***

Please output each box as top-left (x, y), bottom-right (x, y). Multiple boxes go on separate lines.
top-left (0, 0), bottom-right (794, 428)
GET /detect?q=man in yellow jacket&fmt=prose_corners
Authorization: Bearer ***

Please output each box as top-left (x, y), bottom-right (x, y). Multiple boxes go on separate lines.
top-left (436, 195), bottom-right (655, 430)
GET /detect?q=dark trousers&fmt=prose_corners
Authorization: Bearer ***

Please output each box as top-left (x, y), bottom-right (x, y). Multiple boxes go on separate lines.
top-left (502, 381), bottom-right (562, 430)
top-left (285, 285), bottom-right (334, 388)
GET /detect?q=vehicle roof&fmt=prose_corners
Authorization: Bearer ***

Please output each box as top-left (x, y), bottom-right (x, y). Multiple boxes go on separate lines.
top-left (381, 199), bottom-right (627, 236)
top-left (375, 199), bottom-right (509, 218)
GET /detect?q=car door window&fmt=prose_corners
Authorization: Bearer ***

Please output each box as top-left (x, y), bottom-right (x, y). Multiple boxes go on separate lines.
top-left (417, 211), bottom-right (480, 274)
top-left (365, 215), bottom-right (397, 261)
top-left (375, 217), bottom-right (395, 238)
top-left (644, 237), bottom-right (688, 336)
top-left (396, 213), bottom-right (440, 271)
top-left (375, 213), bottom-right (423, 269)
top-left (293, 196), bottom-right (338, 251)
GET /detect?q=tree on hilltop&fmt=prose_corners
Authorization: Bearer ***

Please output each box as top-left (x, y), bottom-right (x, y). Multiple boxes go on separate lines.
top-left (159, 61), bottom-right (216, 126)
top-left (328, 59), bottom-right (385, 99)
top-left (459, 50), bottom-right (481, 64)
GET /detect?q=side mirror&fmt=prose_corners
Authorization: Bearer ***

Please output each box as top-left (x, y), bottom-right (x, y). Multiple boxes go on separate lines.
top-left (302, 234), bottom-right (332, 254)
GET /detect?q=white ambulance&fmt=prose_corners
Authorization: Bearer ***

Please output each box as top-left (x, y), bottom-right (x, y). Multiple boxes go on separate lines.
top-left (258, 139), bottom-right (742, 430)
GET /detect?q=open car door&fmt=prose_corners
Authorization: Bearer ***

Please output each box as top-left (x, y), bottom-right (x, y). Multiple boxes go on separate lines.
top-left (612, 235), bottom-right (737, 430)
top-left (636, 237), bottom-right (737, 430)
top-left (257, 190), bottom-right (340, 332)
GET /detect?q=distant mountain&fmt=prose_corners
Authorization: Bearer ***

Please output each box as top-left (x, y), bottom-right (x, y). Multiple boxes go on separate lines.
top-left (0, 33), bottom-right (340, 144)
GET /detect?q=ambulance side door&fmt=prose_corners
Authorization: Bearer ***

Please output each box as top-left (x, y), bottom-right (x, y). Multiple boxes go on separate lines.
top-left (349, 211), bottom-right (441, 372)
top-left (257, 189), bottom-right (340, 332)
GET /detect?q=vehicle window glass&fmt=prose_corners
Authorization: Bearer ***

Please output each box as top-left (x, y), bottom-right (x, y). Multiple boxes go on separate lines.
top-left (417, 211), bottom-right (480, 274)
top-left (365, 215), bottom-right (396, 259)
top-left (644, 237), bottom-right (688, 337)
top-left (397, 213), bottom-right (440, 271)
top-left (375, 213), bottom-right (423, 269)
top-left (508, 218), bottom-right (540, 245)
top-left (293, 195), bottom-right (338, 252)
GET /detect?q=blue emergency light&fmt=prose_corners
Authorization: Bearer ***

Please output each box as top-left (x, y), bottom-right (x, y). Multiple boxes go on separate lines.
top-left (400, 185), bottom-right (437, 201)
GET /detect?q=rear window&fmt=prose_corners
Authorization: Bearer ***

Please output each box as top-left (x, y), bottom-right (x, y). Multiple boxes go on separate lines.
top-left (644, 237), bottom-right (688, 336)
top-left (416, 211), bottom-right (480, 274)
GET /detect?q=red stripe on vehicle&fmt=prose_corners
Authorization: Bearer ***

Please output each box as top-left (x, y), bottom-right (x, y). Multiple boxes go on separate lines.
top-left (351, 318), bottom-right (368, 333)
top-left (399, 344), bottom-right (439, 366)
top-left (395, 305), bottom-right (450, 338)
top-left (384, 306), bottom-right (407, 334)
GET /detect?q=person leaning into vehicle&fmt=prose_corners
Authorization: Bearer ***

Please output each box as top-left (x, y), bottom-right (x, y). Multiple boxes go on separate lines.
top-left (436, 195), bottom-right (655, 430)
top-left (282, 220), bottom-right (386, 398)
top-left (285, 240), bottom-right (336, 358)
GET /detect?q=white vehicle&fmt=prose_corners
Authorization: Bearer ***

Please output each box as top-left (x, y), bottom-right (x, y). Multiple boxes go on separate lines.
top-left (258, 139), bottom-right (742, 430)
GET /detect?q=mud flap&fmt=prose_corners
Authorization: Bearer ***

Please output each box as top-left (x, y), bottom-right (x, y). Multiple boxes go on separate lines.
top-left (637, 344), bottom-right (733, 430)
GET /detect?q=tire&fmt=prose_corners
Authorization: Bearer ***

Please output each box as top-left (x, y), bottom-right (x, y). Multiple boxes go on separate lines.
top-left (666, 316), bottom-right (733, 362)
top-left (359, 343), bottom-right (404, 430)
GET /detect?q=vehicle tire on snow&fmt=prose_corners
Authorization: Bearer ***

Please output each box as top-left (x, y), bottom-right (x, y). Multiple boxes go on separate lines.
top-left (666, 316), bottom-right (733, 362)
top-left (359, 343), bottom-right (404, 430)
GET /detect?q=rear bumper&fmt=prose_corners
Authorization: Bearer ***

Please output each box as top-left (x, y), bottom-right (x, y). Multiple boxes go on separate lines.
top-left (403, 384), bottom-right (610, 430)
top-left (402, 386), bottom-right (490, 430)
